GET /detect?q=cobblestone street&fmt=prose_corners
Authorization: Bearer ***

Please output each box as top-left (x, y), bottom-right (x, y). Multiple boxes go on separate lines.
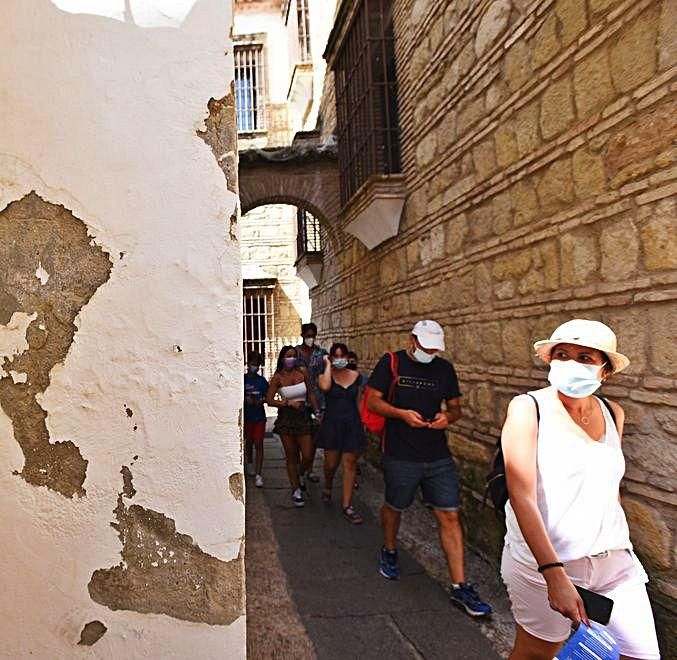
top-left (246, 434), bottom-right (511, 659)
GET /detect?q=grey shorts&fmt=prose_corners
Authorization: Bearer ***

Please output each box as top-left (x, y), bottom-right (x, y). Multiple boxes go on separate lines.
top-left (382, 455), bottom-right (460, 512)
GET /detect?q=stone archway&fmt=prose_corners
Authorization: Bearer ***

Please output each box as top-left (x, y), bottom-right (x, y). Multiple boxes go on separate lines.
top-left (238, 141), bottom-right (340, 248)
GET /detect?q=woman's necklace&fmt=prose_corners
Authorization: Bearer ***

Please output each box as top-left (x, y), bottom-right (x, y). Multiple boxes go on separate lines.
top-left (566, 403), bottom-right (593, 425)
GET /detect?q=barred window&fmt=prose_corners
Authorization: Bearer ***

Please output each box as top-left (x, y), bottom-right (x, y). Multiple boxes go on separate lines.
top-left (234, 45), bottom-right (266, 132)
top-left (333, 0), bottom-right (400, 206)
top-left (297, 0), bottom-right (311, 62)
top-left (243, 287), bottom-right (274, 376)
top-left (296, 208), bottom-right (321, 257)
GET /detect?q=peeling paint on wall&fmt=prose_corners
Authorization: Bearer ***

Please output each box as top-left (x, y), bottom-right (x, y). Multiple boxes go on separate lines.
top-left (229, 472), bottom-right (244, 503)
top-left (78, 620), bottom-right (108, 646)
top-left (89, 472), bottom-right (245, 625)
top-left (0, 193), bottom-right (112, 497)
top-left (197, 90), bottom-right (239, 197)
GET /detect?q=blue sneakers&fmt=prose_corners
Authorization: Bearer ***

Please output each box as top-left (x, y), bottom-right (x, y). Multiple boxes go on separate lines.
top-left (448, 582), bottom-right (493, 617)
top-left (379, 547), bottom-right (400, 580)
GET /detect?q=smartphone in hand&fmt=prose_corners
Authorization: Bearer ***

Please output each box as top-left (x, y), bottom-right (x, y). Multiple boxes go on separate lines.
top-left (575, 585), bottom-right (614, 625)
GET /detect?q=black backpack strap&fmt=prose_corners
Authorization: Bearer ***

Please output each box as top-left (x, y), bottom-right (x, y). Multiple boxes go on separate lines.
top-left (598, 396), bottom-right (617, 429)
top-left (525, 392), bottom-right (540, 425)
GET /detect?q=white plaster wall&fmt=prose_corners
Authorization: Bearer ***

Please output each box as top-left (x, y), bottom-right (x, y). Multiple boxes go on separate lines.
top-left (0, 0), bottom-right (245, 657)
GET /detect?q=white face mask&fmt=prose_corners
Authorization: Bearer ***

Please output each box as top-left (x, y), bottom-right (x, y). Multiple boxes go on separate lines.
top-left (413, 347), bottom-right (436, 364)
top-left (548, 360), bottom-right (604, 398)
top-left (303, 337), bottom-right (315, 347)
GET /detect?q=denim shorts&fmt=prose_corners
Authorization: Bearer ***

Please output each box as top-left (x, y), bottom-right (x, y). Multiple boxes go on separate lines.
top-left (382, 455), bottom-right (460, 512)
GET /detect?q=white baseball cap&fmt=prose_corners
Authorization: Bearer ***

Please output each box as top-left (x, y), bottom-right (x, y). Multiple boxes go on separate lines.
top-left (412, 320), bottom-right (445, 351)
top-left (533, 319), bottom-right (630, 373)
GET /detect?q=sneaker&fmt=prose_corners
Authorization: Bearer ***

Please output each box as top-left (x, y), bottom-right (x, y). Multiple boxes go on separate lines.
top-left (307, 472), bottom-right (320, 483)
top-left (255, 474), bottom-right (263, 488)
top-left (246, 462), bottom-right (255, 476)
top-left (448, 583), bottom-right (493, 617)
top-left (292, 488), bottom-right (305, 507)
top-left (378, 547), bottom-right (400, 580)
top-left (298, 474), bottom-right (307, 492)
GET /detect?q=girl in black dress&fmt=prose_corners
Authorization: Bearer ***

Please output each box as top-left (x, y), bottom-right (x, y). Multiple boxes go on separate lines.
top-left (316, 343), bottom-right (366, 523)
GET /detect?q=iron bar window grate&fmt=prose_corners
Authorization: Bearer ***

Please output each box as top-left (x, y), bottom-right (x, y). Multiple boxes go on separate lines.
top-left (297, 0), bottom-right (311, 62)
top-left (235, 45), bottom-right (266, 132)
top-left (243, 288), bottom-right (274, 378)
top-left (296, 208), bottom-right (322, 258)
top-left (333, 0), bottom-right (401, 206)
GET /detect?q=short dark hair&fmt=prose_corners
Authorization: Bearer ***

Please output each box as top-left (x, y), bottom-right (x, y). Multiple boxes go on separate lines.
top-left (347, 351), bottom-right (358, 360)
top-left (275, 345), bottom-right (298, 373)
top-left (329, 342), bottom-right (349, 357)
top-left (247, 351), bottom-right (263, 365)
top-left (301, 322), bottom-right (317, 336)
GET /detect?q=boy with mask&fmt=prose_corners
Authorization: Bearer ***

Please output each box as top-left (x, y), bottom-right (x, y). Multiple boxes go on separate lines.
top-left (296, 322), bottom-right (328, 482)
top-left (366, 320), bottom-right (492, 617)
top-left (244, 351), bottom-right (269, 488)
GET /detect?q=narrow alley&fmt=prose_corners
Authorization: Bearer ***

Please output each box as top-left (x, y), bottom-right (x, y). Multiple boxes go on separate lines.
top-left (246, 434), bottom-right (510, 659)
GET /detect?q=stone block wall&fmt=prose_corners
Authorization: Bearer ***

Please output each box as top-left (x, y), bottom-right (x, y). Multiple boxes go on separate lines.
top-left (311, 0), bottom-right (676, 650)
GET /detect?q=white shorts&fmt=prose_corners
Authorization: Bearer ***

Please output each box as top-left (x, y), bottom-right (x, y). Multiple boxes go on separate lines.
top-left (501, 546), bottom-right (660, 659)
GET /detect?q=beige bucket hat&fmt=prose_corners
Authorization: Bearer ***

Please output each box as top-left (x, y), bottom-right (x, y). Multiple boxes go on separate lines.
top-left (533, 319), bottom-right (630, 374)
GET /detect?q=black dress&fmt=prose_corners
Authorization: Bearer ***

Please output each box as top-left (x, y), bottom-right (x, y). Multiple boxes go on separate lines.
top-left (315, 378), bottom-right (366, 452)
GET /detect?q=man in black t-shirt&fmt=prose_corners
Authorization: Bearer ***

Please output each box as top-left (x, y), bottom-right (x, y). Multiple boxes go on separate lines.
top-left (366, 320), bottom-right (492, 617)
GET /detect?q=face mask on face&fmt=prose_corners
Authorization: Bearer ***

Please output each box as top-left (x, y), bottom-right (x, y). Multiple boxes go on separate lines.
top-left (303, 337), bottom-right (315, 347)
top-left (548, 359), bottom-right (604, 398)
top-left (248, 366), bottom-right (259, 374)
top-left (347, 363), bottom-right (358, 371)
top-left (413, 347), bottom-right (436, 364)
top-left (332, 358), bottom-right (348, 369)
top-left (283, 357), bottom-right (296, 369)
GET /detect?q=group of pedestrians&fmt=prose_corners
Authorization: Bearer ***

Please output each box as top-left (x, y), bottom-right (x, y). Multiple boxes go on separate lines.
top-left (244, 317), bottom-right (660, 659)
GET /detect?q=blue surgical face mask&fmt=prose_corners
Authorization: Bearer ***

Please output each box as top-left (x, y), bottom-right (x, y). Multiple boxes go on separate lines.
top-left (413, 347), bottom-right (436, 364)
top-left (332, 358), bottom-right (348, 369)
top-left (248, 366), bottom-right (259, 374)
top-left (548, 359), bottom-right (604, 398)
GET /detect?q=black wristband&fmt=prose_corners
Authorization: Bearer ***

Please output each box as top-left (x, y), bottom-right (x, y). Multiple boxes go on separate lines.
top-left (537, 562), bottom-right (564, 574)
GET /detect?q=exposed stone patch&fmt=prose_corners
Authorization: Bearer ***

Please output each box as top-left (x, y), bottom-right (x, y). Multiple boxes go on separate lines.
top-left (89, 492), bottom-right (244, 624)
top-left (120, 465), bottom-right (136, 499)
top-left (0, 193), bottom-right (112, 497)
top-left (78, 620), bottom-right (107, 646)
top-left (197, 89), bottom-right (239, 195)
top-left (229, 472), bottom-right (244, 503)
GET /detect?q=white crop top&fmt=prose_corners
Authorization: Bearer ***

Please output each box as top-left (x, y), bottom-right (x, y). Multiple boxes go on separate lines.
top-left (278, 381), bottom-right (307, 403)
top-left (504, 387), bottom-right (632, 565)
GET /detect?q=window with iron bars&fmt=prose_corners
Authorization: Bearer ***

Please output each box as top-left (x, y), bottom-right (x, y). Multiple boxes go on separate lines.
top-left (297, 0), bottom-right (311, 62)
top-left (243, 287), bottom-right (274, 377)
top-left (234, 44), bottom-right (266, 132)
top-left (333, 0), bottom-right (401, 207)
top-left (296, 208), bottom-right (322, 258)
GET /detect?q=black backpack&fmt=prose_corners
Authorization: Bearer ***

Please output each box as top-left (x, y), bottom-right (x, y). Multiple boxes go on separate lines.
top-left (483, 393), bottom-right (617, 518)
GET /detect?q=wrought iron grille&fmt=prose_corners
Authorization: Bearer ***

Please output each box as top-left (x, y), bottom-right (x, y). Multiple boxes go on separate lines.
top-left (297, 0), bottom-right (311, 62)
top-left (243, 288), bottom-right (274, 375)
top-left (234, 45), bottom-right (266, 132)
top-left (296, 208), bottom-right (322, 258)
top-left (333, 0), bottom-right (401, 206)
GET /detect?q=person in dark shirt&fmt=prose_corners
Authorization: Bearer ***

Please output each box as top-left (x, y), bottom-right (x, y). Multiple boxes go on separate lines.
top-left (244, 351), bottom-right (269, 488)
top-left (366, 320), bottom-right (492, 617)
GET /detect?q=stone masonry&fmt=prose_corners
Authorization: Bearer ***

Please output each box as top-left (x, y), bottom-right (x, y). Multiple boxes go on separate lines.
top-left (307, 0), bottom-right (676, 652)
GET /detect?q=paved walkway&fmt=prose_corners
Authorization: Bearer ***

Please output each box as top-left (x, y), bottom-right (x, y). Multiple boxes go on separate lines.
top-left (246, 436), bottom-right (506, 659)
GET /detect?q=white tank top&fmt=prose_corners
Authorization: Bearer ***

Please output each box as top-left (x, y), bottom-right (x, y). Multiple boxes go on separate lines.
top-left (278, 381), bottom-right (307, 403)
top-left (504, 387), bottom-right (632, 565)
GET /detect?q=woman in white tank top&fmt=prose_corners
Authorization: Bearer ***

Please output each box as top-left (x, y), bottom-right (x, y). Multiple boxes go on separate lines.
top-left (267, 345), bottom-right (320, 507)
top-left (501, 320), bottom-right (660, 660)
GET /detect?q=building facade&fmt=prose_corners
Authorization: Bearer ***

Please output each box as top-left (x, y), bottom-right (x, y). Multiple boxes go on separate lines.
top-left (239, 0), bottom-right (676, 652)
top-left (234, 0), bottom-right (339, 373)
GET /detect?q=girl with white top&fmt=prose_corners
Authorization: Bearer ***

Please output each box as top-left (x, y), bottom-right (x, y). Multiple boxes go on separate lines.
top-left (501, 319), bottom-right (660, 659)
top-left (267, 345), bottom-right (320, 507)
